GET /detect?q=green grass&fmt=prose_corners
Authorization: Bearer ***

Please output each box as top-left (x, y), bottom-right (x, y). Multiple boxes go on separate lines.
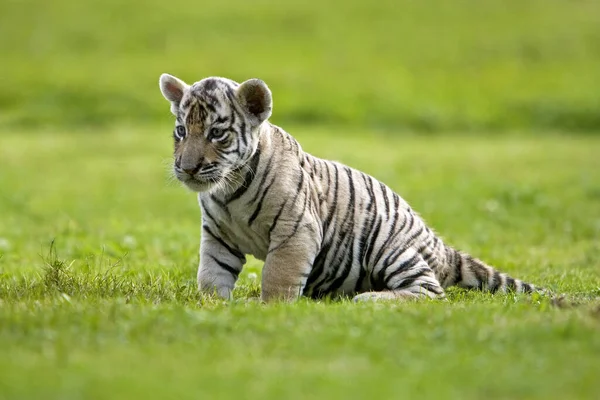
top-left (1, 127), bottom-right (599, 399)
top-left (1, 0), bottom-right (600, 131)
top-left (2, 0), bottom-right (600, 396)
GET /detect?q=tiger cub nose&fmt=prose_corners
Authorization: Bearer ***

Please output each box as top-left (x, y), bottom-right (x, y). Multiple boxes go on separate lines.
top-left (175, 156), bottom-right (201, 175)
top-left (182, 165), bottom-right (201, 175)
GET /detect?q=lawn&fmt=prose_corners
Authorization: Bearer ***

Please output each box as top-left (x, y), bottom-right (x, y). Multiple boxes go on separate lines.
top-left (1, 0), bottom-right (600, 398)
top-left (1, 127), bottom-right (599, 399)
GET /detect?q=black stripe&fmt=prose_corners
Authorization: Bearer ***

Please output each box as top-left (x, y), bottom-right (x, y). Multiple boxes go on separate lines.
top-left (421, 239), bottom-right (435, 264)
top-left (400, 211), bottom-right (414, 234)
top-left (218, 147), bottom-right (241, 156)
top-left (392, 267), bottom-right (430, 291)
top-left (323, 233), bottom-right (355, 293)
top-left (419, 282), bottom-right (444, 295)
top-left (379, 182), bottom-right (390, 219)
top-left (209, 194), bottom-right (230, 218)
top-left (304, 239), bottom-right (333, 294)
top-left (361, 173), bottom-right (374, 211)
top-left (404, 226), bottom-right (424, 248)
top-left (354, 261), bottom-right (367, 293)
top-left (322, 163), bottom-right (339, 231)
top-left (324, 168), bottom-right (356, 293)
top-left (229, 105), bottom-right (237, 124)
top-left (453, 251), bottom-right (463, 285)
top-left (225, 146), bottom-right (261, 203)
top-left (248, 178), bottom-right (275, 226)
top-left (308, 159), bottom-right (316, 181)
top-left (383, 253), bottom-right (421, 286)
top-left (200, 79), bottom-right (219, 92)
top-left (325, 169), bottom-right (355, 265)
top-left (234, 129), bottom-right (243, 156)
top-left (364, 216), bottom-right (382, 267)
top-left (313, 158), bottom-right (322, 182)
top-left (370, 207), bottom-right (401, 276)
top-left (372, 210), bottom-right (408, 269)
top-left (355, 179), bottom-right (378, 292)
top-left (200, 200), bottom-right (218, 224)
top-left (469, 258), bottom-right (489, 290)
top-left (239, 120), bottom-right (248, 147)
top-left (489, 270), bottom-right (502, 293)
top-left (393, 276), bottom-right (419, 291)
top-left (322, 161), bottom-right (331, 204)
top-left (269, 199), bottom-right (288, 237)
top-left (286, 134), bottom-right (295, 151)
top-left (205, 103), bottom-right (216, 113)
top-left (377, 245), bottom-right (408, 283)
top-left (305, 162), bottom-right (339, 294)
top-left (267, 171), bottom-right (307, 252)
top-left (181, 98), bottom-right (193, 110)
top-left (294, 169), bottom-right (305, 198)
top-left (422, 247), bottom-right (434, 263)
top-left (506, 276), bottom-right (516, 292)
top-left (343, 167), bottom-right (356, 226)
top-left (203, 225), bottom-right (244, 260)
top-left (353, 209), bottom-right (372, 291)
top-left (209, 255), bottom-right (240, 278)
top-left (380, 247), bottom-right (416, 282)
top-left (316, 224), bottom-right (355, 291)
top-left (246, 152), bottom-right (274, 206)
top-left (224, 85), bottom-right (237, 103)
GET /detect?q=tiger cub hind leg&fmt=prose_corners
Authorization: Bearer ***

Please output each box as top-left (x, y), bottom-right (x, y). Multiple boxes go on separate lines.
top-left (352, 288), bottom-right (443, 302)
top-left (354, 260), bottom-right (446, 302)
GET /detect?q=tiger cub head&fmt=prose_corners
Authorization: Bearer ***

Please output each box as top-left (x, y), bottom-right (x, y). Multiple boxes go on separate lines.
top-left (159, 74), bottom-right (272, 192)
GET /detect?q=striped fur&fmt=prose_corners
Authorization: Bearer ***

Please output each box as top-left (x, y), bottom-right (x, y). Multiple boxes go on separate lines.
top-left (159, 74), bottom-right (545, 302)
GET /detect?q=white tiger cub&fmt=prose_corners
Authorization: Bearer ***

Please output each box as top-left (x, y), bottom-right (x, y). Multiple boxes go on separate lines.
top-left (159, 73), bottom-right (544, 302)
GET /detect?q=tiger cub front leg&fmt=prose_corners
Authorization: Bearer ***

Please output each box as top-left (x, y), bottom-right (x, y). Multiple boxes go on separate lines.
top-left (261, 232), bottom-right (318, 302)
top-left (198, 228), bottom-right (245, 300)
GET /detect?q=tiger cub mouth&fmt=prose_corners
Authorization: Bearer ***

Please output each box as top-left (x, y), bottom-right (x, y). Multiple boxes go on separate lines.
top-left (180, 175), bottom-right (214, 191)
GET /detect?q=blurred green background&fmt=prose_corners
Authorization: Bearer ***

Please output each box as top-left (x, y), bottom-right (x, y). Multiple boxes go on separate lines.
top-left (1, 0), bottom-right (599, 131)
top-left (2, 2), bottom-right (600, 399)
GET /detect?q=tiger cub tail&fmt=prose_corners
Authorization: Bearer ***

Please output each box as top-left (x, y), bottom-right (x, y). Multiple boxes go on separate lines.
top-left (444, 246), bottom-right (547, 295)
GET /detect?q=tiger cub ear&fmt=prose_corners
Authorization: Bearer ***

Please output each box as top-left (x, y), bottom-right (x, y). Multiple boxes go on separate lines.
top-left (236, 79), bottom-right (272, 124)
top-left (159, 73), bottom-right (188, 114)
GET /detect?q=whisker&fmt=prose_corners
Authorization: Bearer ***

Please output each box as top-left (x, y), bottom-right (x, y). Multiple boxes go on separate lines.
top-left (161, 157), bottom-right (181, 187)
